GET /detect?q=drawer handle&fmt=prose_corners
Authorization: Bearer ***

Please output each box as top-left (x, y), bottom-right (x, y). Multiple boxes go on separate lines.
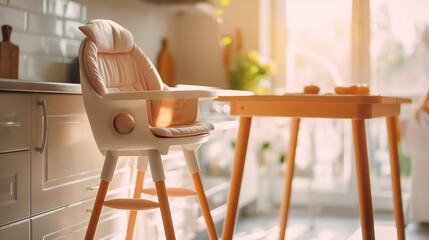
top-left (0, 121), bottom-right (21, 127)
top-left (36, 100), bottom-right (48, 153)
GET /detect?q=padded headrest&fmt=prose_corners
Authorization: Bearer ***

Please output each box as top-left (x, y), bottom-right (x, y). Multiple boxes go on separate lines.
top-left (79, 19), bottom-right (134, 53)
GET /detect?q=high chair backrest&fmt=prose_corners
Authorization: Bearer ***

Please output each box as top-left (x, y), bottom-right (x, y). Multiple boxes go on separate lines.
top-left (79, 19), bottom-right (165, 125)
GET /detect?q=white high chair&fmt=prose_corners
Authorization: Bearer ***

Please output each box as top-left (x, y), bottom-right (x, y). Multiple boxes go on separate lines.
top-left (78, 19), bottom-right (218, 240)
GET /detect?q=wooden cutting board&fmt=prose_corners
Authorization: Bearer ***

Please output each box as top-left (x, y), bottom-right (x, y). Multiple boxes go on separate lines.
top-left (0, 25), bottom-right (19, 79)
top-left (156, 38), bottom-right (174, 87)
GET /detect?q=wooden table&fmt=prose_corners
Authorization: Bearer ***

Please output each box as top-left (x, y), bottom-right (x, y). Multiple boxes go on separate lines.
top-left (216, 94), bottom-right (411, 240)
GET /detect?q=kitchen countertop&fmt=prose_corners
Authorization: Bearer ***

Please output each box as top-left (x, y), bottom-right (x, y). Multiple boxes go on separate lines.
top-left (0, 79), bottom-right (254, 96)
top-left (0, 79), bottom-right (81, 94)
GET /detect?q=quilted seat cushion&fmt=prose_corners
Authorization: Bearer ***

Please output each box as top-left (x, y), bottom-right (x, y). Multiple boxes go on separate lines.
top-left (150, 122), bottom-right (214, 138)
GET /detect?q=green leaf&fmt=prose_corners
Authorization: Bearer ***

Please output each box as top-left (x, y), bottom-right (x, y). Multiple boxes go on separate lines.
top-left (279, 154), bottom-right (286, 164)
top-left (262, 142), bottom-right (270, 149)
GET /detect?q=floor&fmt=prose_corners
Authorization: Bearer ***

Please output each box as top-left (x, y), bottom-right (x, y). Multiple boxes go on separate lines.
top-left (233, 208), bottom-right (429, 240)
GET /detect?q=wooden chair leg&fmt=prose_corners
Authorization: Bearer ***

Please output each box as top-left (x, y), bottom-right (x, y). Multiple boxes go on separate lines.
top-left (147, 149), bottom-right (175, 240)
top-left (222, 117), bottom-right (252, 240)
top-left (182, 147), bottom-right (218, 239)
top-left (85, 152), bottom-right (117, 240)
top-left (155, 180), bottom-right (175, 240)
top-left (279, 118), bottom-right (300, 240)
top-left (352, 119), bottom-right (375, 240)
top-left (126, 170), bottom-right (146, 240)
top-left (386, 116), bottom-right (406, 240)
top-left (85, 180), bottom-right (110, 240)
top-left (192, 172), bottom-right (219, 240)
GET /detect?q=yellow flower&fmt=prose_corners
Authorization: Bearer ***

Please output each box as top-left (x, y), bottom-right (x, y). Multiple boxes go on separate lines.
top-left (266, 60), bottom-right (277, 75)
top-left (219, 0), bottom-right (231, 6)
top-left (249, 65), bottom-right (259, 74)
top-left (220, 36), bottom-right (232, 46)
top-left (215, 9), bottom-right (225, 16)
top-left (248, 50), bottom-right (261, 64)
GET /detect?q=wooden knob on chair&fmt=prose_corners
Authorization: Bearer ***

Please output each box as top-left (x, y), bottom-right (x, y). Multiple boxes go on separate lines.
top-left (113, 113), bottom-right (135, 134)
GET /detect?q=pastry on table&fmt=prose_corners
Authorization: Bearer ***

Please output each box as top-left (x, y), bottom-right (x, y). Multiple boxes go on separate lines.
top-left (303, 84), bottom-right (320, 94)
top-left (335, 85), bottom-right (369, 95)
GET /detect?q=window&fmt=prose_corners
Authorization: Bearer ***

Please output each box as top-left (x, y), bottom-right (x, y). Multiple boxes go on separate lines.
top-left (370, 0), bottom-right (429, 92)
top-left (285, 0), bottom-right (352, 92)
top-left (270, 0), bottom-right (428, 208)
top-left (282, 0), bottom-right (355, 206)
top-left (368, 0), bottom-right (429, 196)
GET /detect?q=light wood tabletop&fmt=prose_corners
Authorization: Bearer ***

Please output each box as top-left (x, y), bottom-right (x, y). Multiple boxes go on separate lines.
top-left (216, 94), bottom-right (410, 240)
top-left (216, 94), bottom-right (411, 119)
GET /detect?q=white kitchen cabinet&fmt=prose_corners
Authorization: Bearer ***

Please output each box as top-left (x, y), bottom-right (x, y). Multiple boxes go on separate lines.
top-left (0, 219), bottom-right (30, 240)
top-left (0, 88), bottom-right (132, 239)
top-left (30, 93), bottom-right (132, 215)
top-left (0, 151), bottom-right (30, 226)
top-left (0, 92), bottom-right (31, 226)
top-left (0, 93), bottom-right (30, 153)
top-left (31, 189), bottom-right (129, 240)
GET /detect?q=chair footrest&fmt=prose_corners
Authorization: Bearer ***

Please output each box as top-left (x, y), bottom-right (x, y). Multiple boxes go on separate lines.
top-left (103, 198), bottom-right (159, 210)
top-left (142, 187), bottom-right (197, 197)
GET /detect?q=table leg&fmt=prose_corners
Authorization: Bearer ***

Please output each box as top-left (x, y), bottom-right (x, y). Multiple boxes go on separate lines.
top-left (352, 119), bottom-right (375, 240)
top-left (222, 117), bottom-right (252, 240)
top-left (386, 116), bottom-right (406, 240)
top-left (278, 118), bottom-right (300, 240)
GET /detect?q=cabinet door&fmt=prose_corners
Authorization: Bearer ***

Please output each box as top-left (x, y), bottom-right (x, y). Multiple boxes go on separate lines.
top-left (31, 190), bottom-right (129, 240)
top-left (0, 93), bottom-right (30, 153)
top-left (0, 151), bottom-right (30, 226)
top-left (0, 219), bottom-right (30, 240)
top-left (30, 94), bottom-right (131, 215)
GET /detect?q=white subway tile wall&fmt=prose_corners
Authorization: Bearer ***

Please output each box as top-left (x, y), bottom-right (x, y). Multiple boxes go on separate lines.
top-left (64, 19), bottom-right (84, 39)
top-left (11, 32), bottom-right (44, 54)
top-left (0, 5), bottom-right (27, 31)
top-left (44, 37), bottom-right (67, 57)
top-left (64, 1), bottom-right (81, 20)
top-left (81, 5), bottom-right (86, 22)
top-left (0, 0), bottom-right (85, 82)
top-left (24, 55), bottom-right (71, 82)
top-left (48, 0), bottom-right (67, 17)
top-left (28, 13), bottom-right (63, 36)
top-left (8, 0), bottom-right (44, 13)
top-left (0, 0), bottom-right (170, 83)
top-left (65, 39), bottom-right (80, 58)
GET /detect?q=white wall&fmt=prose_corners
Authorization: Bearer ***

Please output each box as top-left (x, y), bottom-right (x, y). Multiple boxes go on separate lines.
top-left (0, 0), bottom-right (171, 83)
top-left (169, 0), bottom-right (260, 88)
top-left (86, 0), bottom-right (171, 63)
top-left (0, 0), bottom-right (262, 88)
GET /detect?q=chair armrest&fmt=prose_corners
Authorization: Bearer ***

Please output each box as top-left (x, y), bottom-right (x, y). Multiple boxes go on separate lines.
top-left (101, 90), bottom-right (217, 101)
